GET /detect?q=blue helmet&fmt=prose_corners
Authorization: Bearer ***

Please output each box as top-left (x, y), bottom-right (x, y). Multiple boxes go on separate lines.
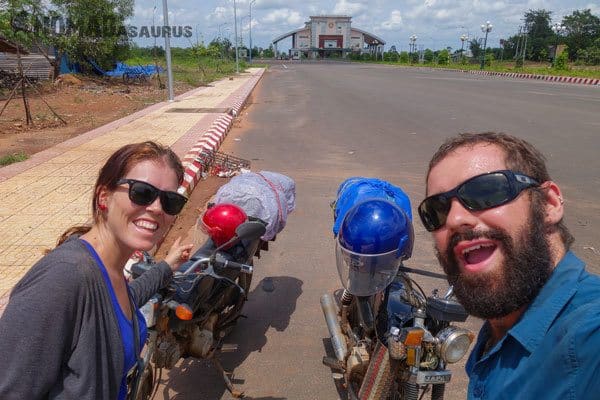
top-left (336, 199), bottom-right (414, 296)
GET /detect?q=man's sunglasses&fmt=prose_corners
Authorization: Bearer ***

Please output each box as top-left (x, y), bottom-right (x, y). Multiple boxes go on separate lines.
top-left (418, 170), bottom-right (540, 232)
top-left (117, 179), bottom-right (187, 216)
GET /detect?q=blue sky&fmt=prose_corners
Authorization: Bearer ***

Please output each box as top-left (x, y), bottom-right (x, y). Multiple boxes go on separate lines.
top-left (128, 0), bottom-right (599, 52)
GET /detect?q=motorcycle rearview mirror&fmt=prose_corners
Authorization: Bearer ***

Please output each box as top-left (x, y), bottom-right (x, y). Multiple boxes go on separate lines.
top-left (209, 221), bottom-right (267, 260)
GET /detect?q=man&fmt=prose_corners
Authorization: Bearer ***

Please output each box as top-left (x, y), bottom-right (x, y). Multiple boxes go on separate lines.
top-left (418, 132), bottom-right (600, 399)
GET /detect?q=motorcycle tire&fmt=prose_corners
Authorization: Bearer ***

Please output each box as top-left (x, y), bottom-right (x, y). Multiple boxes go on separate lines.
top-left (132, 364), bottom-right (153, 400)
top-left (216, 262), bottom-right (253, 337)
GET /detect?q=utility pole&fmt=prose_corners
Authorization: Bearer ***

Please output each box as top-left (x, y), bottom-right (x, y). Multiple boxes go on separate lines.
top-left (249, 0), bottom-right (256, 64)
top-left (522, 26), bottom-right (528, 66)
top-left (480, 21), bottom-right (492, 70)
top-left (233, 0), bottom-right (239, 73)
top-left (162, 0), bottom-right (174, 101)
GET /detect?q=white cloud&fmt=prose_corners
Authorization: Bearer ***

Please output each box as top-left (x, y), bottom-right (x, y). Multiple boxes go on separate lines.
top-left (262, 9), bottom-right (303, 26)
top-left (333, 0), bottom-right (367, 16)
top-left (205, 6), bottom-right (230, 23)
top-left (380, 10), bottom-right (403, 30)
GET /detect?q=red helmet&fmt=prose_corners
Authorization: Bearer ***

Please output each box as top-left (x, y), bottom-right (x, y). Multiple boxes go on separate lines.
top-left (201, 203), bottom-right (247, 247)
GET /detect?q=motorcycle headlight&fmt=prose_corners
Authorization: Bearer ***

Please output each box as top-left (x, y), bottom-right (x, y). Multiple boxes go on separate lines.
top-left (436, 326), bottom-right (474, 364)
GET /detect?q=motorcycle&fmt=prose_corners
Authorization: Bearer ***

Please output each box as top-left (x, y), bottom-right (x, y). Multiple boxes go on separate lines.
top-left (321, 179), bottom-right (474, 400)
top-left (128, 211), bottom-right (269, 399)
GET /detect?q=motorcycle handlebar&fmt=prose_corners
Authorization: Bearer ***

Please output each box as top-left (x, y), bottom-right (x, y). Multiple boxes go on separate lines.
top-left (181, 257), bottom-right (253, 275)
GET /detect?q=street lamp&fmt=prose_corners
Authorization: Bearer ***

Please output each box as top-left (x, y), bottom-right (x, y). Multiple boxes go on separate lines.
top-left (249, 0), bottom-right (256, 64)
top-left (552, 23), bottom-right (564, 60)
top-left (409, 35), bottom-right (417, 61)
top-left (460, 34), bottom-right (468, 60)
top-left (216, 22), bottom-right (228, 39)
top-left (373, 40), bottom-right (379, 60)
top-left (480, 21), bottom-right (492, 70)
top-left (233, 0), bottom-right (239, 73)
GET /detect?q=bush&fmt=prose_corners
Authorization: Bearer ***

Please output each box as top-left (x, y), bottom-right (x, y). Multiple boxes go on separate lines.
top-left (361, 53), bottom-right (373, 61)
top-left (424, 49), bottom-right (434, 63)
top-left (515, 58), bottom-right (524, 68)
top-left (553, 49), bottom-right (570, 70)
top-left (438, 49), bottom-right (450, 65)
top-left (384, 51), bottom-right (399, 62)
top-left (576, 39), bottom-right (600, 65)
top-left (399, 51), bottom-right (409, 63)
top-left (485, 53), bottom-right (495, 67)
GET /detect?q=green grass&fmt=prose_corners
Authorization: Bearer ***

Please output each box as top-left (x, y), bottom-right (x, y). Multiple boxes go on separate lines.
top-left (0, 151), bottom-right (28, 166)
top-left (362, 59), bottom-right (600, 79)
top-left (124, 55), bottom-right (248, 87)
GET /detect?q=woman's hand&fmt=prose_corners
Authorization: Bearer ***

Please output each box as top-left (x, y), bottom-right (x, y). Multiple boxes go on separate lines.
top-left (164, 237), bottom-right (194, 272)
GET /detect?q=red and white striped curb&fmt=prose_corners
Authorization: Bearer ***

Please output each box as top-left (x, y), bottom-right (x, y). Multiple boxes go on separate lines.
top-left (177, 70), bottom-right (264, 197)
top-left (465, 69), bottom-right (600, 86)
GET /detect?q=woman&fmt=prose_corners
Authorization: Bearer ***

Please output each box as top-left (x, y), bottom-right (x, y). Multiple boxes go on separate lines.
top-left (0, 141), bottom-right (194, 400)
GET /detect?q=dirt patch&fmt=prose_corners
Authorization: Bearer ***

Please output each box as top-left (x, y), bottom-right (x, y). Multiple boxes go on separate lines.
top-left (0, 75), bottom-right (195, 159)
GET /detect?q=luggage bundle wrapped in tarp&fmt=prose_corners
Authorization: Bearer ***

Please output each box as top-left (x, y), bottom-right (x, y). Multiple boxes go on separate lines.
top-left (214, 171), bottom-right (296, 241)
top-left (332, 177), bottom-right (412, 236)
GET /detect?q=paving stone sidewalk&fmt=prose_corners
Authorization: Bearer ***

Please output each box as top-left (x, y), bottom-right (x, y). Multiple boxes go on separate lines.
top-left (0, 68), bottom-right (265, 298)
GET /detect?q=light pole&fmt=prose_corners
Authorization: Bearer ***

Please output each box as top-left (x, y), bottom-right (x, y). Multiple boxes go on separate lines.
top-left (373, 40), bottom-right (379, 60)
top-left (552, 23), bottom-right (564, 60)
top-left (233, 0), bottom-right (239, 73)
top-left (480, 21), bottom-right (492, 70)
top-left (409, 35), bottom-right (417, 60)
top-left (162, 0), bottom-right (174, 101)
top-left (249, 0), bottom-right (256, 64)
top-left (460, 34), bottom-right (468, 61)
top-left (217, 22), bottom-right (228, 39)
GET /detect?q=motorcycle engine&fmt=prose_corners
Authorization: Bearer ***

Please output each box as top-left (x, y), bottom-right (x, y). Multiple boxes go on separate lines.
top-left (154, 335), bottom-right (181, 369)
top-left (346, 343), bottom-right (370, 376)
top-left (189, 326), bottom-right (214, 358)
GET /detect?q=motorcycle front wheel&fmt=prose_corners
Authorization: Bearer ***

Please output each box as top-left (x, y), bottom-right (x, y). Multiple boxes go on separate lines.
top-left (216, 264), bottom-right (253, 337)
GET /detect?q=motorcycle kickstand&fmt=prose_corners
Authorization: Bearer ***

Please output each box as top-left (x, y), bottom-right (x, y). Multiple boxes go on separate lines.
top-left (211, 357), bottom-right (244, 398)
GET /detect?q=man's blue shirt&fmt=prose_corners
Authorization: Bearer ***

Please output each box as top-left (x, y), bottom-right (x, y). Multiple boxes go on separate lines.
top-left (465, 251), bottom-right (600, 400)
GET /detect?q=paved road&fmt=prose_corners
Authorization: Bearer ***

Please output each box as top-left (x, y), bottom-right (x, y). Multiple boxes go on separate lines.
top-left (158, 63), bottom-right (600, 399)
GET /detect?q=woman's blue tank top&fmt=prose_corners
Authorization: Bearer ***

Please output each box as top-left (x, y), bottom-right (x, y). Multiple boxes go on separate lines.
top-left (81, 239), bottom-right (148, 400)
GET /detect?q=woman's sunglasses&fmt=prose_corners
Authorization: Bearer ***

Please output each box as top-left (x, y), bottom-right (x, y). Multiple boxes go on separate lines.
top-left (117, 179), bottom-right (187, 215)
top-left (418, 170), bottom-right (540, 232)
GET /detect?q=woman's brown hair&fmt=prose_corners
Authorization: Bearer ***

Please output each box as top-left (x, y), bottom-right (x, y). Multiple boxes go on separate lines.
top-left (55, 141), bottom-right (184, 247)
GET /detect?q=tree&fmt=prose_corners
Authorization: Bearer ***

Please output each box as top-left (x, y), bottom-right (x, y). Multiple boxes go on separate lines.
top-left (498, 35), bottom-right (520, 60)
top-left (437, 49), bottom-right (450, 65)
top-left (49, 0), bottom-right (134, 70)
top-left (262, 44), bottom-right (274, 58)
top-left (399, 51), bottom-right (409, 63)
top-left (423, 48), bottom-right (434, 63)
top-left (562, 9), bottom-right (600, 61)
top-left (469, 38), bottom-right (482, 59)
top-left (523, 9), bottom-right (554, 61)
top-left (576, 37), bottom-right (600, 65)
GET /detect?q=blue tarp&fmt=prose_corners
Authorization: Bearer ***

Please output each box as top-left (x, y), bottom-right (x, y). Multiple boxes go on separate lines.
top-left (104, 62), bottom-right (163, 77)
top-left (332, 177), bottom-right (413, 236)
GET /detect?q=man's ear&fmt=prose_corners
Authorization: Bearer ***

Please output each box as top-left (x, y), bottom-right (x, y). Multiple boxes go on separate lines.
top-left (541, 181), bottom-right (564, 225)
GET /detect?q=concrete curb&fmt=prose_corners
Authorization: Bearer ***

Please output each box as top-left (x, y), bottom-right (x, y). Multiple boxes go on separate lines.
top-left (463, 69), bottom-right (600, 86)
top-left (178, 69), bottom-right (265, 197)
top-left (398, 65), bottom-right (599, 87)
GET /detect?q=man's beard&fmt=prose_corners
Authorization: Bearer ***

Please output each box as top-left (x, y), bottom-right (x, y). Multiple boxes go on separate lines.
top-left (436, 206), bottom-right (553, 320)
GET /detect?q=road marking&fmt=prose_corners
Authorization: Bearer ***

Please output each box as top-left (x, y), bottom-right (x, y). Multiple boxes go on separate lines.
top-left (282, 64), bottom-right (288, 69)
top-left (527, 91), bottom-right (555, 96)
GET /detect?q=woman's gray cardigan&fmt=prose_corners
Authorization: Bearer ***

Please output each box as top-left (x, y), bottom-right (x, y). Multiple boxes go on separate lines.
top-left (0, 236), bottom-right (173, 399)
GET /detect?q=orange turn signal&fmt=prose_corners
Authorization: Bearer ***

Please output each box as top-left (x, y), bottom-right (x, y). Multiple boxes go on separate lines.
top-left (402, 328), bottom-right (425, 346)
top-left (406, 347), bottom-right (417, 366)
top-left (175, 304), bottom-right (193, 320)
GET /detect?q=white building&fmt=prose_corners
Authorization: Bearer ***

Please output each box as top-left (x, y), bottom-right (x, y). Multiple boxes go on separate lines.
top-left (272, 15), bottom-right (385, 59)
